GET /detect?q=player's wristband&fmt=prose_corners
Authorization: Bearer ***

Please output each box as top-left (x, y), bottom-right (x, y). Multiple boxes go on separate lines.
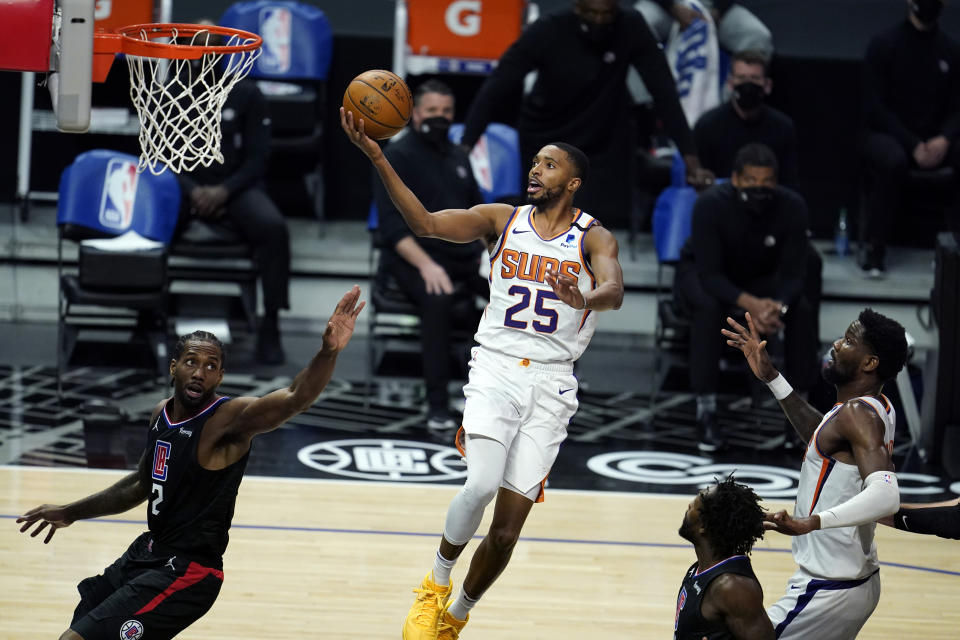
top-left (766, 374), bottom-right (793, 401)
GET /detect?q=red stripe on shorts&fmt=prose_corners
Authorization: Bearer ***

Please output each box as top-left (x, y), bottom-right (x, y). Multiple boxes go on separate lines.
top-left (135, 561), bottom-right (224, 614)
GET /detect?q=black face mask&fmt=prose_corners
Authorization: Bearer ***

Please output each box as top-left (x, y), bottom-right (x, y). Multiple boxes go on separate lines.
top-left (419, 116), bottom-right (452, 146)
top-left (733, 81), bottom-right (765, 111)
top-left (579, 20), bottom-right (616, 49)
top-left (910, 0), bottom-right (943, 24)
top-left (738, 186), bottom-right (776, 214)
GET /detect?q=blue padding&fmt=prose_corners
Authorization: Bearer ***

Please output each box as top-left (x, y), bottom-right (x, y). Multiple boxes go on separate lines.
top-left (652, 184), bottom-right (697, 263)
top-left (221, 1), bottom-right (333, 80)
top-left (57, 150), bottom-right (180, 244)
top-left (449, 123), bottom-right (522, 203)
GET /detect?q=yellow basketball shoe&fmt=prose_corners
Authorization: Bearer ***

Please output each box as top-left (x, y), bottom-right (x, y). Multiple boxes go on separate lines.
top-left (436, 604), bottom-right (469, 640)
top-left (402, 572), bottom-right (452, 640)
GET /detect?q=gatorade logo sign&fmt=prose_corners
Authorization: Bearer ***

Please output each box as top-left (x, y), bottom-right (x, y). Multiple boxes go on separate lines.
top-left (407, 0), bottom-right (524, 60)
top-left (445, 0), bottom-right (481, 37)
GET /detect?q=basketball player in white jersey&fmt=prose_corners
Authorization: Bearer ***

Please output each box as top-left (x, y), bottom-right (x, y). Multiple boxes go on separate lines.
top-left (722, 308), bottom-right (908, 639)
top-left (342, 108), bottom-right (624, 639)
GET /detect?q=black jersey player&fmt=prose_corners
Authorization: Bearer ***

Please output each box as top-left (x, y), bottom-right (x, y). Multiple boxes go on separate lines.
top-left (675, 476), bottom-right (774, 640)
top-left (16, 286), bottom-right (364, 640)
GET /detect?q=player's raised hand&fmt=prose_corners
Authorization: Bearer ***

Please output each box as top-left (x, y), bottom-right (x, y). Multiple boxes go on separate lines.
top-left (721, 313), bottom-right (778, 383)
top-left (16, 504), bottom-right (73, 544)
top-left (340, 107), bottom-right (383, 161)
top-left (763, 510), bottom-right (818, 536)
top-left (321, 285), bottom-right (366, 354)
top-left (545, 265), bottom-right (585, 310)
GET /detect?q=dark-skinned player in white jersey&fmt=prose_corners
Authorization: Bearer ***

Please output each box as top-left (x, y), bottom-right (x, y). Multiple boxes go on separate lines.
top-left (722, 308), bottom-right (907, 639)
top-left (16, 286), bottom-right (364, 640)
top-left (342, 108), bottom-right (624, 639)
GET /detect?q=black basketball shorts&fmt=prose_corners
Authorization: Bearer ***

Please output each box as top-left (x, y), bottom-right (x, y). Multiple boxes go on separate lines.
top-left (70, 533), bottom-right (223, 640)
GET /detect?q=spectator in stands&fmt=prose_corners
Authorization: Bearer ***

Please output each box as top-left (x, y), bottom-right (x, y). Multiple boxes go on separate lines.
top-left (373, 80), bottom-right (487, 430)
top-left (861, 0), bottom-right (960, 277)
top-left (176, 76), bottom-right (291, 365)
top-left (694, 50), bottom-right (798, 188)
top-left (635, 0), bottom-right (772, 58)
top-left (461, 0), bottom-right (714, 229)
top-left (674, 143), bottom-right (819, 452)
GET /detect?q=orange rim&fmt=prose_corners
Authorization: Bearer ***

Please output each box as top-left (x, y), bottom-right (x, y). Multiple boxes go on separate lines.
top-left (94, 23), bottom-right (262, 60)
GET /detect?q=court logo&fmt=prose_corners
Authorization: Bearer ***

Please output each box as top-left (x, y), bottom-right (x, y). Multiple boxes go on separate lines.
top-left (586, 451), bottom-right (802, 498)
top-left (259, 6), bottom-right (292, 73)
top-left (297, 439), bottom-right (467, 482)
top-left (120, 620), bottom-right (144, 639)
top-left (99, 158), bottom-right (139, 231)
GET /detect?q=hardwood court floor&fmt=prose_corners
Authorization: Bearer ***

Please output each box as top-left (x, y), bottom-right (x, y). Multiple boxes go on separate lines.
top-left (2, 466), bottom-right (958, 639)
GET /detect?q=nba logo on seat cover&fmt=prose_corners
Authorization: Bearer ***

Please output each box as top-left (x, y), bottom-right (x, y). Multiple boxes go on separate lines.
top-left (98, 159), bottom-right (138, 231)
top-left (120, 619), bottom-right (144, 639)
top-left (259, 7), bottom-right (292, 73)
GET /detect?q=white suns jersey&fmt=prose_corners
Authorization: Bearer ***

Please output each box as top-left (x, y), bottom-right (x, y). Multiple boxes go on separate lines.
top-left (792, 395), bottom-right (897, 580)
top-left (474, 205), bottom-right (599, 363)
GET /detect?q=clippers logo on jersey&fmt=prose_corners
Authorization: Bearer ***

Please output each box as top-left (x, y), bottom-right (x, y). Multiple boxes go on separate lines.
top-left (499, 250), bottom-right (580, 283)
top-left (152, 441), bottom-right (171, 481)
top-left (259, 6), bottom-right (292, 73)
top-left (120, 619), bottom-right (144, 639)
top-left (98, 158), bottom-right (138, 230)
top-left (675, 586), bottom-right (687, 629)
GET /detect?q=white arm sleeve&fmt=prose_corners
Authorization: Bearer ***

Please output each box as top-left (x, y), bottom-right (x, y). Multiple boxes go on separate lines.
top-left (817, 470), bottom-right (900, 529)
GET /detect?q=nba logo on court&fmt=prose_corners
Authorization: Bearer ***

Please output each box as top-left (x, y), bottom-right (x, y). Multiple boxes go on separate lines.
top-left (120, 619), bottom-right (144, 639)
top-left (98, 159), bottom-right (138, 231)
top-left (259, 7), bottom-right (292, 73)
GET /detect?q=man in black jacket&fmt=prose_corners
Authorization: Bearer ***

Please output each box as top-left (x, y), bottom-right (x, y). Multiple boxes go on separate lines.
top-left (674, 143), bottom-right (819, 451)
top-left (374, 80), bottom-right (487, 430)
top-left (176, 78), bottom-right (291, 365)
top-left (694, 50), bottom-right (798, 188)
top-left (861, 0), bottom-right (960, 276)
top-left (460, 0), bottom-right (714, 228)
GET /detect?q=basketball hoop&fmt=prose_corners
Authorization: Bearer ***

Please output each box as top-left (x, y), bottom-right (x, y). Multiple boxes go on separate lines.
top-left (93, 24), bottom-right (263, 175)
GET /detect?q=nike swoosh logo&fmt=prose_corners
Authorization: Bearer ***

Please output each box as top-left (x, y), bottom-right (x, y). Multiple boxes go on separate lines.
top-left (559, 388), bottom-right (574, 395)
top-left (901, 514), bottom-right (909, 530)
top-left (513, 229), bottom-right (531, 234)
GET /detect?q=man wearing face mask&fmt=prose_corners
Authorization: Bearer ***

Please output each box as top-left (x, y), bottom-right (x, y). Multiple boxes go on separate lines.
top-left (693, 50), bottom-right (798, 188)
top-left (373, 80), bottom-right (487, 430)
top-left (460, 0), bottom-right (714, 228)
top-left (673, 143), bottom-right (819, 452)
top-left (861, 0), bottom-right (960, 277)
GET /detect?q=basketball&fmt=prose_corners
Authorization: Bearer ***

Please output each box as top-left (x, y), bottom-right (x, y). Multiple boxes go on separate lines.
top-left (342, 70), bottom-right (413, 140)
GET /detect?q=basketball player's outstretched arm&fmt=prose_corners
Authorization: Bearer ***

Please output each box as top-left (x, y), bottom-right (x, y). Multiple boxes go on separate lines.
top-left (722, 314), bottom-right (823, 441)
top-left (16, 449), bottom-right (151, 544)
top-left (340, 108), bottom-right (512, 243)
top-left (545, 225), bottom-right (624, 311)
top-left (216, 286), bottom-right (364, 450)
top-left (879, 498), bottom-right (960, 539)
top-left (766, 405), bottom-right (898, 536)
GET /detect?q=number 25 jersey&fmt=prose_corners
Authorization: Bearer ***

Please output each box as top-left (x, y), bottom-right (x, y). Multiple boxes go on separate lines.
top-left (474, 205), bottom-right (599, 363)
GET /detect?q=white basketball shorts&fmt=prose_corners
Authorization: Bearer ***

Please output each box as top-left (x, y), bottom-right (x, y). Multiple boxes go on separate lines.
top-left (768, 568), bottom-right (880, 639)
top-left (459, 346), bottom-right (578, 497)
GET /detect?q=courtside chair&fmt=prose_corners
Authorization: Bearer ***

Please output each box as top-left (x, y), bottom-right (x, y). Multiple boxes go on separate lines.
top-left (56, 150), bottom-right (178, 395)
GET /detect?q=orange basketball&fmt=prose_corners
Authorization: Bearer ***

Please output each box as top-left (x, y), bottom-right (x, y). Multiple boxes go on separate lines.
top-left (342, 70), bottom-right (413, 140)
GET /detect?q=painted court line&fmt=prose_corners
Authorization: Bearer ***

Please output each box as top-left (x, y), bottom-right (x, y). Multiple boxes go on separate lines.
top-left (3, 514), bottom-right (958, 578)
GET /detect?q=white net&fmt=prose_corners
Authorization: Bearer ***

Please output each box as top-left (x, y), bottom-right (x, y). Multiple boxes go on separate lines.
top-left (124, 27), bottom-right (261, 175)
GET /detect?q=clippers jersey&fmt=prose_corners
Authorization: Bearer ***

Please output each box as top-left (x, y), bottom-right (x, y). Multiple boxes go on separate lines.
top-left (674, 555), bottom-right (760, 640)
top-left (792, 395), bottom-right (896, 580)
top-left (475, 205), bottom-right (599, 363)
top-left (145, 396), bottom-right (249, 567)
